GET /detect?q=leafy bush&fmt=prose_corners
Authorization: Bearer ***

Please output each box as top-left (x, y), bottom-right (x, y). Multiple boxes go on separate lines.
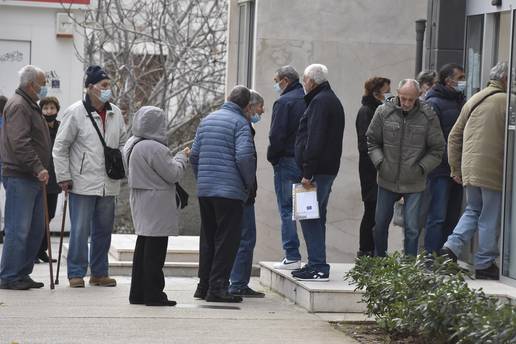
top-left (346, 253), bottom-right (516, 344)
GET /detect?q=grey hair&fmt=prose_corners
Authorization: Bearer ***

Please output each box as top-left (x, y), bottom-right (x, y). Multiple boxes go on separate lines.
top-left (249, 90), bottom-right (264, 106)
top-left (276, 65), bottom-right (299, 82)
top-left (398, 79), bottom-right (421, 93)
top-left (18, 65), bottom-right (45, 88)
top-left (416, 70), bottom-right (437, 86)
top-left (227, 85), bottom-right (251, 109)
top-left (489, 61), bottom-right (509, 81)
top-left (304, 64), bottom-right (328, 85)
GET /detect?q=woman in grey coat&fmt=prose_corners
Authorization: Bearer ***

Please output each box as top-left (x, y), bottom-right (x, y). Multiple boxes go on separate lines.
top-left (123, 106), bottom-right (189, 306)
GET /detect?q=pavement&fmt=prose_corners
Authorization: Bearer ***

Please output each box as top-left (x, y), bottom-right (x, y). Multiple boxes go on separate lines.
top-left (0, 239), bottom-right (358, 344)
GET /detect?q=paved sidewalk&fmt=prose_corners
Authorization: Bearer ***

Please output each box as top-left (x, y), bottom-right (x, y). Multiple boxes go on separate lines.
top-left (0, 241), bottom-right (357, 344)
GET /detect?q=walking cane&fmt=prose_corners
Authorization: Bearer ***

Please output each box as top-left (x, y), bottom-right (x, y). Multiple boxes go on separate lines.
top-left (42, 183), bottom-right (55, 290)
top-left (55, 191), bottom-right (67, 285)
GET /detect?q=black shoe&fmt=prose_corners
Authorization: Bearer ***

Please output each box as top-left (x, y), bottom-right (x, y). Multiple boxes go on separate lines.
top-left (193, 283), bottom-right (208, 299)
top-left (475, 263), bottom-right (499, 280)
top-left (129, 299), bottom-right (144, 305)
top-left (205, 289), bottom-right (243, 303)
top-left (438, 247), bottom-right (458, 263)
top-left (356, 251), bottom-right (374, 258)
top-left (22, 276), bottom-right (44, 289)
top-left (145, 299), bottom-right (177, 306)
top-left (292, 269), bottom-right (329, 282)
top-left (0, 279), bottom-right (33, 290)
top-left (229, 286), bottom-right (265, 298)
top-left (38, 252), bottom-right (57, 263)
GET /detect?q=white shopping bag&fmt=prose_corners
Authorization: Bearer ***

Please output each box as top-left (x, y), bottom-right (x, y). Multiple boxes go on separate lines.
top-left (292, 183), bottom-right (320, 220)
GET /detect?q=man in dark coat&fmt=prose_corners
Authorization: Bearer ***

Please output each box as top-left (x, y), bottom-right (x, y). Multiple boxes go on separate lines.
top-left (292, 64), bottom-right (345, 281)
top-left (267, 65), bottom-right (306, 270)
top-left (423, 64), bottom-right (465, 254)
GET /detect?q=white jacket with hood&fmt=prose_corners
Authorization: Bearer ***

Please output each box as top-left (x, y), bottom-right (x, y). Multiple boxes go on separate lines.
top-left (53, 96), bottom-right (128, 196)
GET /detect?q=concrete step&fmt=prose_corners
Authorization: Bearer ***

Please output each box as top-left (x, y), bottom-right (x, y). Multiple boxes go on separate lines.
top-left (109, 234), bottom-right (199, 262)
top-left (259, 262), bottom-right (365, 313)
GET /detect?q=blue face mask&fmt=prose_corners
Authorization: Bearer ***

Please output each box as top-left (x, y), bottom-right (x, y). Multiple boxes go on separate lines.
top-left (273, 82), bottom-right (282, 95)
top-left (251, 113), bottom-right (261, 124)
top-left (98, 89), bottom-right (112, 103)
top-left (454, 81), bottom-right (466, 93)
top-left (37, 85), bottom-right (48, 99)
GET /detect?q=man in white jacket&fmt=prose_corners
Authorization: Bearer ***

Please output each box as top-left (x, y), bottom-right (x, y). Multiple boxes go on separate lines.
top-left (53, 65), bottom-right (128, 288)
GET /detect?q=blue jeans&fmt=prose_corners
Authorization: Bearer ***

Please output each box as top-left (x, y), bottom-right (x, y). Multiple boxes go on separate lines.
top-left (444, 186), bottom-right (500, 269)
top-left (229, 205), bottom-right (256, 291)
top-left (299, 175), bottom-right (336, 274)
top-left (273, 157), bottom-right (302, 261)
top-left (67, 193), bottom-right (115, 279)
top-left (0, 177), bottom-right (45, 283)
top-left (375, 186), bottom-right (423, 257)
top-left (424, 176), bottom-right (463, 253)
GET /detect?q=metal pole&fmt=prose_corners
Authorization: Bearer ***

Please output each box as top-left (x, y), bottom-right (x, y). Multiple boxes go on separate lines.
top-left (415, 19), bottom-right (427, 77)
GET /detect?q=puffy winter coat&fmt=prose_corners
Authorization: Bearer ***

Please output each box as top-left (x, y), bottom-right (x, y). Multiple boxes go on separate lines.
top-left (367, 97), bottom-right (445, 193)
top-left (53, 95), bottom-right (128, 196)
top-left (190, 101), bottom-right (256, 201)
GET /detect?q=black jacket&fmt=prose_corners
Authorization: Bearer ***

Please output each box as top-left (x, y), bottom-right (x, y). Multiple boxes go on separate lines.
top-left (295, 81), bottom-right (345, 179)
top-left (246, 124), bottom-right (257, 205)
top-left (47, 121), bottom-right (62, 194)
top-left (267, 81), bottom-right (306, 165)
top-left (425, 84), bottom-right (465, 178)
top-left (356, 95), bottom-right (381, 202)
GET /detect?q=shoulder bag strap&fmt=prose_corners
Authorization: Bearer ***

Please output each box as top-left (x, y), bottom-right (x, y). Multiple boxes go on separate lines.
top-left (83, 101), bottom-right (107, 148)
top-left (466, 90), bottom-right (504, 121)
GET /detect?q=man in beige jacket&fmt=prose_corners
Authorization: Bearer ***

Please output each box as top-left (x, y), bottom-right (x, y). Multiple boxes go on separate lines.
top-left (440, 61), bottom-right (508, 280)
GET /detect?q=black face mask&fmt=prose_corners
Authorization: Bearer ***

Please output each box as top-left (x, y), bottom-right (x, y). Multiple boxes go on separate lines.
top-left (44, 114), bottom-right (57, 123)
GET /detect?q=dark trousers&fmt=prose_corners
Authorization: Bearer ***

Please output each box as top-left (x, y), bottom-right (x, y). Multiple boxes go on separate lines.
top-left (38, 193), bottom-right (59, 256)
top-left (129, 235), bottom-right (168, 304)
top-left (359, 200), bottom-right (376, 253)
top-left (198, 197), bottom-right (243, 291)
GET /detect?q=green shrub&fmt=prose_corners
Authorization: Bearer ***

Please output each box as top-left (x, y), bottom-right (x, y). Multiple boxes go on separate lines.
top-left (346, 253), bottom-right (516, 344)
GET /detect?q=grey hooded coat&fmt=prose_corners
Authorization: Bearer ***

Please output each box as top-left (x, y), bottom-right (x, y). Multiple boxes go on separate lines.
top-left (123, 106), bottom-right (188, 236)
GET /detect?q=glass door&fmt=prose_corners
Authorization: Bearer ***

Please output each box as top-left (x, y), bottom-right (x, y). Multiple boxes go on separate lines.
top-left (465, 15), bottom-right (484, 99)
top-left (502, 10), bottom-right (516, 280)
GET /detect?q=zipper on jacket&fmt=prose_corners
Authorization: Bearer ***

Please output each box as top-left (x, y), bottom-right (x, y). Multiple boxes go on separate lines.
top-left (396, 117), bottom-right (406, 190)
top-left (79, 153), bottom-right (86, 174)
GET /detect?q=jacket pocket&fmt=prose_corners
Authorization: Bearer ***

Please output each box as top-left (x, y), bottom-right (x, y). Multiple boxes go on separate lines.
top-left (379, 160), bottom-right (397, 183)
top-left (383, 121), bottom-right (401, 145)
top-left (79, 153), bottom-right (86, 175)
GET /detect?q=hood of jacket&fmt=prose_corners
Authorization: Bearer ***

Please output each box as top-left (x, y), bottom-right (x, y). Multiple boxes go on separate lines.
top-left (426, 83), bottom-right (464, 102)
top-left (382, 95), bottom-right (423, 118)
top-left (132, 106), bottom-right (168, 145)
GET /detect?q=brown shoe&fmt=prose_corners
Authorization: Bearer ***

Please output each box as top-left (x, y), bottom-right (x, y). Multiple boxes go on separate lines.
top-left (89, 276), bottom-right (117, 287)
top-left (69, 278), bottom-right (85, 288)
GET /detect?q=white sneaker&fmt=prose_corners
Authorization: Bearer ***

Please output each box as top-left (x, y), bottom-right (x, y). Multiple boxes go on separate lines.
top-left (273, 258), bottom-right (301, 270)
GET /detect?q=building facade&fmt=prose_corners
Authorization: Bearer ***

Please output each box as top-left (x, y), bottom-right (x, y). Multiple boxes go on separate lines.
top-left (0, 0), bottom-right (86, 109)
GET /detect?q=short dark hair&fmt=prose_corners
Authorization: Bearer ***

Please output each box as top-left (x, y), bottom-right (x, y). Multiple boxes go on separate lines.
top-left (363, 77), bottom-right (390, 97)
top-left (227, 85), bottom-right (251, 109)
top-left (39, 96), bottom-right (61, 112)
top-left (0, 95), bottom-right (7, 114)
top-left (438, 63), bottom-right (464, 85)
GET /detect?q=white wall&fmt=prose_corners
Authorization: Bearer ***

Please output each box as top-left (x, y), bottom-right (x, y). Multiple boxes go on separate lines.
top-left (0, 4), bottom-right (85, 111)
top-left (227, 0), bottom-right (428, 263)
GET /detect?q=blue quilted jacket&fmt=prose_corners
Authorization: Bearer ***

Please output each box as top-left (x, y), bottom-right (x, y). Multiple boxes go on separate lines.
top-left (190, 101), bottom-right (256, 201)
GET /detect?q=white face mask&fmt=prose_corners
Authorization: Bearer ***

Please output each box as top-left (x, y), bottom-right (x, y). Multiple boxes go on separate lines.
top-left (454, 81), bottom-right (466, 93)
top-left (384, 92), bottom-right (393, 101)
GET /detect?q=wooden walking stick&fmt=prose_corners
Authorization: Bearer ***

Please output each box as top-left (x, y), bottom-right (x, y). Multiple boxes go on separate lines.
top-left (55, 191), bottom-right (67, 285)
top-left (42, 183), bottom-right (55, 290)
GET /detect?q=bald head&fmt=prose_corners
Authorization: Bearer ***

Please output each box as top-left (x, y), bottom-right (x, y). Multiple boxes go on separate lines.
top-left (397, 79), bottom-right (420, 112)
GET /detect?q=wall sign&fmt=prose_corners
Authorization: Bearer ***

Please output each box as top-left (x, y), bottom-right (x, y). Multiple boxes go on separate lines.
top-left (0, 40), bottom-right (31, 97)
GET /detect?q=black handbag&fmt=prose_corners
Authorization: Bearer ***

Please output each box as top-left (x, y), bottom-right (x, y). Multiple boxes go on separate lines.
top-left (128, 139), bottom-right (189, 209)
top-left (83, 101), bottom-right (125, 180)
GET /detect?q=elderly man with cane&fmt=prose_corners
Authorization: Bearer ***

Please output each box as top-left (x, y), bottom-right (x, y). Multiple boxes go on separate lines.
top-left (0, 65), bottom-right (52, 290)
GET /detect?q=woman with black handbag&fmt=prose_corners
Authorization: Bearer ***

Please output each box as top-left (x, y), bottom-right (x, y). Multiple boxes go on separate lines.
top-left (123, 106), bottom-right (189, 306)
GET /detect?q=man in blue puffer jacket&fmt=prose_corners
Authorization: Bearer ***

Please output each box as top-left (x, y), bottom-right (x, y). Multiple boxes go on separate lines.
top-left (190, 85), bottom-right (256, 303)
top-left (424, 63), bottom-right (466, 254)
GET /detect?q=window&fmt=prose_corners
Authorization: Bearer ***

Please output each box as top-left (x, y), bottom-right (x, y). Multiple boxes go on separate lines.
top-left (236, 0), bottom-right (254, 87)
top-left (464, 15), bottom-right (484, 99)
